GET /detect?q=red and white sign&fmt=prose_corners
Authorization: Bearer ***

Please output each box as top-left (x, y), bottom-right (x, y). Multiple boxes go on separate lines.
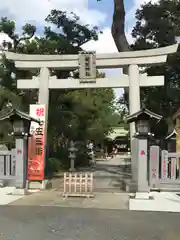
top-left (163, 160), bottom-right (167, 178)
top-left (161, 151), bottom-right (168, 180)
top-left (27, 104), bottom-right (46, 181)
top-left (149, 146), bottom-right (159, 187)
top-left (151, 151), bottom-right (157, 179)
top-left (140, 150), bottom-right (145, 156)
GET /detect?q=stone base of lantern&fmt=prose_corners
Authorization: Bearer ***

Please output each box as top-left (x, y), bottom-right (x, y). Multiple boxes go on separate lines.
top-left (69, 167), bottom-right (76, 172)
top-left (123, 179), bottom-right (137, 193)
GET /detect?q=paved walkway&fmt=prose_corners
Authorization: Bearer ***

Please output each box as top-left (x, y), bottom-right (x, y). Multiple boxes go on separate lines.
top-left (0, 187), bottom-right (24, 205)
top-left (92, 157), bottom-right (130, 192)
top-left (52, 156), bottom-right (130, 192)
top-left (0, 206), bottom-right (180, 240)
top-left (9, 190), bottom-right (129, 210)
top-left (9, 157), bottom-right (130, 209)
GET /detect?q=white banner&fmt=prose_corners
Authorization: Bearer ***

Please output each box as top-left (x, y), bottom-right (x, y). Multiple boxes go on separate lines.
top-left (29, 104), bottom-right (45, 134)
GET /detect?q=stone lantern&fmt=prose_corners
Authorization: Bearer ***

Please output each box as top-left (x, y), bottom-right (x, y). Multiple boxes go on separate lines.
top-left (127, 108), bottom-right (162, 138)
top-left (127, 107), bottom-right (162, 192)
top-left (0, 107), bottom-right (40, 189)
top-left (68, 140), bottom-right (77, 172)
top-left (165, 129), bottom-right (177, 152)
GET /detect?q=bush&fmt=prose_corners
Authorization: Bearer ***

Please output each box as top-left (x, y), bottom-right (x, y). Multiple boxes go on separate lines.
top-left (45, 157), bottom-right (61, 175)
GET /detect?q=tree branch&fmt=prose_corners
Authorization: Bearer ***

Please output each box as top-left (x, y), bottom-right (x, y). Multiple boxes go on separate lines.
top-left (14, 32), bottom-right (35, 50)
top-left (112, 0), bottom-right (130, 52)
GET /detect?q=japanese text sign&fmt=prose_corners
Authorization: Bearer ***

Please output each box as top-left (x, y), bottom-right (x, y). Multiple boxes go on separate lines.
top-left (27, 104), bottom-right (45, 181)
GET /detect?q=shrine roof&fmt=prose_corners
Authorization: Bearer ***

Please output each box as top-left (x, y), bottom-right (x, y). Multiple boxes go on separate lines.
top-left (0, 107), bottom-right (41, 123)
top-left (127, 108), bottom-right (162, 123)
top-left (165, 129), bottom-right (177, 140)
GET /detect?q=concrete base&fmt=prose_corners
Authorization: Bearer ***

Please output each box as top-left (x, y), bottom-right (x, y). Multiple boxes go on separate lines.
top-left (129, 192), bottom-right (180, 212)
top-left (0, 179), bottom-right (16, 187)
top-left (27, 180), bottom-right (52, 190)
top-left (0, 180), bottom-right (4, 187)
top-left (123, 179), bottom-right (137, 193)
top-left (11, 188), bottom-right (28, 196)
top-left (151, 186), bottom-right (180, 192)
top-left (135, 192), bottom-right (151, 200)
top-left (0, 187), bottom-right (24, 205)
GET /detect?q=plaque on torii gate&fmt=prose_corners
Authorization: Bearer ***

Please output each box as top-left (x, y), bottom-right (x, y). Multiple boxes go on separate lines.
top-left (78, 51), bottom-right (96, 82)
top-left (4, 44), bottom-right (178, 181)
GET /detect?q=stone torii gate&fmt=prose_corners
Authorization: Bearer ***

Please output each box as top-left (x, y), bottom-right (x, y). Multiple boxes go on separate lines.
top-left (5, 44), bottom-right (178, 177)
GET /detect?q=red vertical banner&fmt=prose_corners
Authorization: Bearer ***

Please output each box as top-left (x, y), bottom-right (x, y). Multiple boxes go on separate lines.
top-left (27, 104), bottom-right (46, 180)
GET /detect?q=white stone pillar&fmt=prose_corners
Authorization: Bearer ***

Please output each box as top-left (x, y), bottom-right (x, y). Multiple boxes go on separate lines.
top-left (137, 138), bottom-right (149, 192)
top-left (129, 64), bottom-right (141, 183)
top-left (38, 67), bottom-right (50, 173)
top-left (129, 64), bottom-right (141, 137)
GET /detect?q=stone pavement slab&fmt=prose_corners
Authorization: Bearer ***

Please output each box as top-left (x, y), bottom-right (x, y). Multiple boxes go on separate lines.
top-left (77, 157), bottom-right (130, 192)
top-left (0, 206), bottom-right (179, 240)
top-left (9, 190), bottom-right (129, 210)
top-left (52, 157), bottom-right (131, 193)
top-left (130, 191), bottom-right (180, 212)
top-left (0, 187), bottom-right (24, 205)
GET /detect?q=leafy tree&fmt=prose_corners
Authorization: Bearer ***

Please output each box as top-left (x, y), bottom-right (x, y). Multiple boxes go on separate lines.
top-left (98, 0), bottom-right (180, 137)
top-left (98, 0), bottom-right (129, 52)
top-left (130, 0), bottom-right (180, 134)
top-left (0, 11), bottom-right (118, 167)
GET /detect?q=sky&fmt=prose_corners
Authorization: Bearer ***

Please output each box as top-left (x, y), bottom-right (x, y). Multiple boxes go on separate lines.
top-left (0, 0), bottom-right (159, 98)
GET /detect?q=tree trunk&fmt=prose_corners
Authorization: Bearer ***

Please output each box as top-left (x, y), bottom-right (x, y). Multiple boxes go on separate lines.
top-left (111, 0), bottom-right (130, 52)
top-left (111, 0), bottom-right (130, 87)
top-left (166, 117), bottom-right (174, 133)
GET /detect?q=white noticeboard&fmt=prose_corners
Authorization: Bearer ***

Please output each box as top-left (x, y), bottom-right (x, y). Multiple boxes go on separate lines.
top-left (29, 104), bottom-right (46, 134)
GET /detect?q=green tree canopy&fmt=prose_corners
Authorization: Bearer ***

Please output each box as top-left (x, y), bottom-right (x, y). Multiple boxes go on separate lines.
top-left (119, 0), bottom-right (180, 136)
top-left (0, 10), bottom-right (119, 162)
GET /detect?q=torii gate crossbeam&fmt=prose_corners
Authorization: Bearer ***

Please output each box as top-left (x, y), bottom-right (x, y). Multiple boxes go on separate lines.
top-left (4, 44), bottom-right (178, 183)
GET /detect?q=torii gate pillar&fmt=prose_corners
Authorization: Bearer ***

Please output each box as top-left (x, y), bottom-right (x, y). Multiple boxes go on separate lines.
top-left (129, 64), bottom-right (141, 140)
top-left (38, 67), bottom-right (50, 156)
